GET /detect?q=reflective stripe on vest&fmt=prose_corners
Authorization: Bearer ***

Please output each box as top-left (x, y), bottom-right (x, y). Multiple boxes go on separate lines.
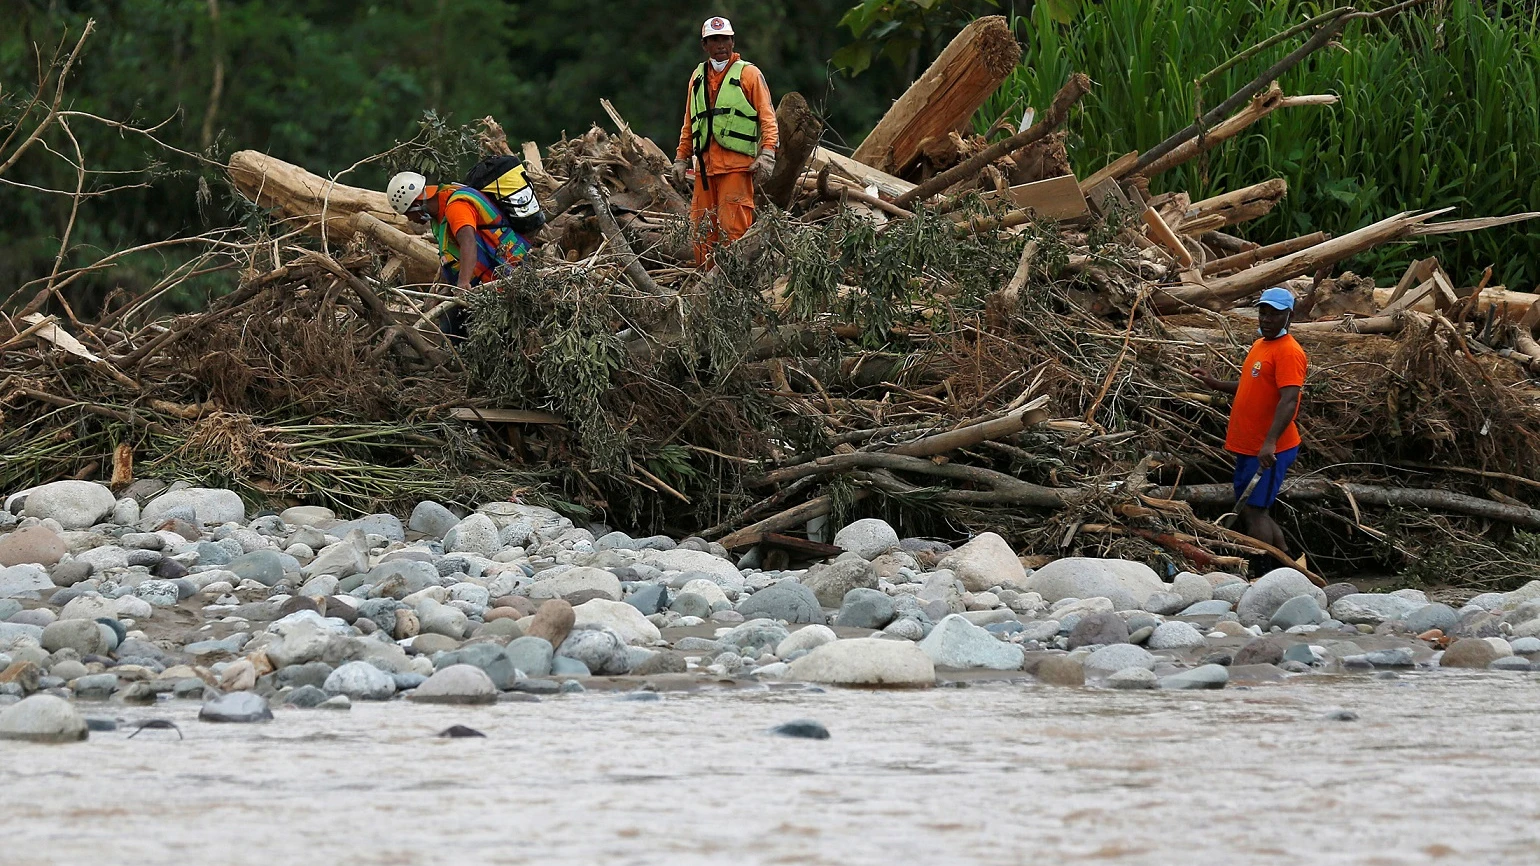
top-left (689, 60), bottom-right (760, 158)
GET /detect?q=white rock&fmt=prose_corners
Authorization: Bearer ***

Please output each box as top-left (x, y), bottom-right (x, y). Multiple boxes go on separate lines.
top-left (527, 566), bottom-right (621, 602)
top-left (1026, 558), bottom-right (1164, 611)
top-left (142, 487), bottom-right (245, 526)
top-left (1236, 568), bottom-right (1328, 627)
top-left (20, 481), bottom-right (115, 530)
top-left (917, 614), bottom-right (1024, 670)
top-left (0, 694), bottom-right (87, 742)
top-left (0, 564), bottom-right (53, 599)
top-left (446, 513), bottom-right (501, 557)
top-left (679, 578), bottom-right (729, 607)
top-left (937, 532), bottom-right (1026, 592)
top-left (571, 598), bottom-right (662, 645)
top-left (409, 664), bottom-right (497, 704)
top-left (786, 638), bottom-right (936, 687)
top-left (1329, 593), bottom-right (1423, 625)
top-left (323, 661), bottom-right (396, 700)
top-left (302, 532), bottom-right (369, 579)
top-left (833, 518), bottom-right (900, 560)
top-left (1084, 643), bottom-right (1157, 675)
top-left (1147, 621), bottom-right (1209, 650)
top-left (641, 548), bottom-right (742, 585)
top-left (58, 594), bottom-right (118, 621)
top-left (1171, 572), bottom-right (1214, 607)
top-left (776, 624), bottom-right (838, 657)
top-left (279, 506), bottom-right (335, 527)
top-left (265, 610), bottom-right (337, 667)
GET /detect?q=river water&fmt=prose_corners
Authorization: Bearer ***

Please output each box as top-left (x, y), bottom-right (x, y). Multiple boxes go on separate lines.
top-left (4, 672), bottom-right (1538, 865)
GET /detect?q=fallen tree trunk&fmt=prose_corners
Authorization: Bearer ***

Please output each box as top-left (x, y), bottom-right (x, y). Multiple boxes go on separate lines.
top-left (852, 16), bottom-right (1022, 176)
top-left (1181, 178), bottom-right (1287, 230)
top-left (228, 150), bottom-right (416, 243)
top-left (1159, 209), bottom-right (1448, 310)
top-left (762, 92), bottom-right (823, 208)
top-left (1202, 231), bottom-right (1328, 275)
top-left (1173, 479), bottom-right (1540, 531)
top-left (895, 73), bottom-right (1093, 210)
top-left (1138, 85), bottom-right (1338, 179)
top-left (351, 212), bottom-right (440, 283)
top-left (1372, 285), bottom-right (1540, 320)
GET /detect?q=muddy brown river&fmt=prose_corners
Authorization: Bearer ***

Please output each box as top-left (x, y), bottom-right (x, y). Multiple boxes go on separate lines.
top-left (4, 672), bottom-right (1538, 865)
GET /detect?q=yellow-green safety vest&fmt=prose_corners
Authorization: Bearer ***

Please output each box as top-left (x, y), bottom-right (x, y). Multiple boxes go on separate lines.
top-left (689, 60), bottom-right (760, 158)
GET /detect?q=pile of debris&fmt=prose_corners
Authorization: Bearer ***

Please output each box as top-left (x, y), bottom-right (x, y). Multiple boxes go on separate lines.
top-left (6, 13), bottom-right (1540, 588)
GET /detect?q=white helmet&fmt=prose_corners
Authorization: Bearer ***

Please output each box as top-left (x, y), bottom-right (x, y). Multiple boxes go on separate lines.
top-left (387, 171), bottom-right (427, 214)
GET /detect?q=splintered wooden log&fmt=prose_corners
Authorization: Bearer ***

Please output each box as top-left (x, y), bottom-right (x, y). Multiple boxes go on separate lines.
top-left (761, 92), bottom-right (823, 208)
top-left (1373, 284), bottom-right (1540, 319)
top-left (1181, 178), bottom-right (1287, 230)
top-left (350, 212), bottom-right (440, 283)
top-left (812, 147), bottom-right (916, 199)
top-left (227, 150), bottom-right (415, 242)
top-left (895, 72), bottom-right (1092, 210)
top-left (1201, 231), bottom-right (1328, 275)
top-left (852, 16), bottom-right (1022, 176)
top-left (1159, 209), bottom-right (1452, 310)
top-left (1138, 85), bottom-right (1338, 179)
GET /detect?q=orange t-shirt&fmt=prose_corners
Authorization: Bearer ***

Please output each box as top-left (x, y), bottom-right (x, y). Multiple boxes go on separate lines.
top-left (1225, 333), bottom-right (1307, 456)
top-left (675, 53), bottom-right (779, 175)
top-left (433, 185), bottom-right (481, 236)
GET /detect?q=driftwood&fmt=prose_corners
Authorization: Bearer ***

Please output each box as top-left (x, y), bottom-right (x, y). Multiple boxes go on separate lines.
top-left (895, 73), bottom-right (1092, 210)
top-left (852, 16), bottom-right (1022, 176)
top-left (1202, 231), bottom-right (1328, 275)
top-left (227, 150), bottom-right (416, 242)
top-left (761, 92), bottom-right (823, 208)
top-left (1174, 480), bottom-right (1540, 531)
top-left (1181, 179), bottom-right (1287, 230)
top-left (1136, 84), bottom-right (1338, 179)
top-left (350, 212), bottom-right (440, 283)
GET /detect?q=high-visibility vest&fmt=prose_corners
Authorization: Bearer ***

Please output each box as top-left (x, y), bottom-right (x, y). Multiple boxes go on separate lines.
top-left (689, 60), bottom-right (760, 158)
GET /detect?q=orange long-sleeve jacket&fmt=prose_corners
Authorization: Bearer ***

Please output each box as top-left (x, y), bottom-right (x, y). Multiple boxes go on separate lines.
top-left (676, 52), bottom-right (779, 175)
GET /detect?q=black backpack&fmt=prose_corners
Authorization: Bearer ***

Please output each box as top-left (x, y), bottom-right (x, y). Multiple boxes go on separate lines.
top-left (463, 155), bottom-right (547, 235)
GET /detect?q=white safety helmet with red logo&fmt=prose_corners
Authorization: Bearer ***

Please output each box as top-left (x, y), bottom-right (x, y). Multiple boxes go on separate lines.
top-left (701, 16), bottom-right (734, 38)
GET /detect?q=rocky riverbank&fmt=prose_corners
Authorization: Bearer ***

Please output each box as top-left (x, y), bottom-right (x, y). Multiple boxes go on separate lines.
top-left (2, 478), bottom-right (1538, 742)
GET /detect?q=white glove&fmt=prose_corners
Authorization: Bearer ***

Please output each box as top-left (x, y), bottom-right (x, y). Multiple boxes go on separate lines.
top-left (671, 158), bottom-right (690, 189)
top-left (752, 149), bottom-right (776, 184)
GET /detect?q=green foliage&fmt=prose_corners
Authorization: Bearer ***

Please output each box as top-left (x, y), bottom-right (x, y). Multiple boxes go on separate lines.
top-left (985, 0), bottom-right (1540, 289)
top-left (834, 0), bottom-right (999, 75)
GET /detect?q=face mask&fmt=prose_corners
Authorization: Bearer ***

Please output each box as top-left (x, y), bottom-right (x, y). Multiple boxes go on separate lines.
top-left (709, 57), bottom-right (730, 72)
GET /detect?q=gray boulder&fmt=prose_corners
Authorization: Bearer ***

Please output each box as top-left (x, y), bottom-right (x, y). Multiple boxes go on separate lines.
top-left (409, 664), bottom-right (497, 704)
top-left (505, 636), bottom-right (554, 677)
top-left (0, 694), bottom-right (88, 742)
top-left (198, 692), bottom-right (274, 723)
top-left (1330, 593), bottom-right (1423, 625)
top-left (142, 487), bottom-right (245, 526)
top-left (0, 564), bottom-right (53, 599)
top-left (800, 555), bottom-right (878, 607)
top-left (20, 481), bottom-right (115, 529)
top-left (527, 567), bottom-right (622, 603)
top-left (1105, 667), bottom-right (1158, 690)
top-left (445, 513), bottom-right (500, 557)
top-left (917, 614), bottom-right (1024, 670)
top-left (41, 619), bottom-right (106, 656)
top-left (1269, 594), bottom-right (1326, 630)
top-left (834, 587), bottom-right (896, 629)
top-left (226, 550), bottom-right (288, 587)
top-left (323, 661), bottom-right (397, 700)
top-left (1158, 664), bottom-right (1229, 690)
top-left (1066, 611), bottom-right (1130, 649)
top-left (737, 579), bottom-right (824, 624)
top-left (1236, 568), bottom-right (1328, 627)
top-left (937, 532), bottom-right (1025, 592)
top-left (1025, 558), bottom-right (1164, 611)
top-left (833, 518), bottom-right (900, 560)
top-left (408, 501), bottom-right (460, 538)
top-left (1405, 603), bottom-right (1459, 634)
top-left (1084, 643), bottom-right (1157, 676)
top-left (433, 643), bottom-right (515, 689)
top-left (556, 627), bottom-right (632, 675)
top-left (1147, 621), bottom-right (1209, 650)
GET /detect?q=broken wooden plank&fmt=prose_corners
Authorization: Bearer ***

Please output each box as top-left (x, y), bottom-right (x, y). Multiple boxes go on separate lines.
top-left (449, 407), bottom-right (566, 425)
top-left (1142, 207), bottom-right (1195, 268)
top-left (983, 174), bottom-right (1089, 221)
top-left (812, 147), bottom-right (917, 199)
top-left (1079, 151), bottom-right (1139, 192)
top-left (1387, 257), bottom-right (1437, 304)
top-left (1086, 177), bottom-right (1133, 217)
top-left (851, 16), bottom-right (1022, 176)
top-left (1380, 278), bottom-right (1437, 315)
top-left (1408, 211), bottom-right (1540, 235)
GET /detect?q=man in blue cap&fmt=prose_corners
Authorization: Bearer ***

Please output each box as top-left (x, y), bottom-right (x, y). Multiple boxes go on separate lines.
top-left (1191, 287), bottom-right (1308, 559)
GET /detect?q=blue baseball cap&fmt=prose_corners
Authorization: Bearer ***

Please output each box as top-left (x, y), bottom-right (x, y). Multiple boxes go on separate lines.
top-left (1256, 287), bottom-right (1295, 311)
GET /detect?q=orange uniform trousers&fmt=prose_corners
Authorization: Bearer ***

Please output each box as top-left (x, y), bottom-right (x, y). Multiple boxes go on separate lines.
top-left (690, 169), bottom-right (755, 266)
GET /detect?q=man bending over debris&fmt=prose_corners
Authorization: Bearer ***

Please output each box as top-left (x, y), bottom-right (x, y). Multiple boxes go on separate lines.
top-left (1191, 287), bottom-right (1308, 561)
top-left (671, 15), bottom-right (778, 266)
top-left (386, 170), bottom-right (531, 336)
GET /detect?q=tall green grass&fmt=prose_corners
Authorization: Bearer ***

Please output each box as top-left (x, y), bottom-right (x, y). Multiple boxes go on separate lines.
top-left (985, 0), bottom-right (1540, 289)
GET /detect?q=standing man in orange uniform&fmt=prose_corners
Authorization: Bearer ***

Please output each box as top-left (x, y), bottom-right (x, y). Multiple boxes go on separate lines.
top-left (670, 16), bottom-right (779, 266)
top-left (1192, 287), bottom-right (1309, 560)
